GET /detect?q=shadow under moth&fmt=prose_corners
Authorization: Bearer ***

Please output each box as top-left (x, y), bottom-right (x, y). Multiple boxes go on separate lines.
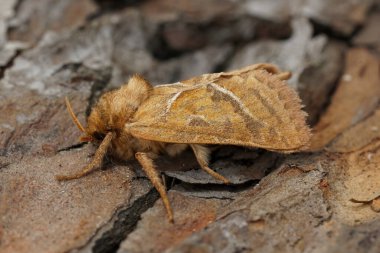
top-left (57, 63), bottom-right (311, 222)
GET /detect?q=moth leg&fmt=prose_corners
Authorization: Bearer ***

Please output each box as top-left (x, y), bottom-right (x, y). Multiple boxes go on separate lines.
top-left (56, 132), bottom-right (114, 181)
top-left (135, 152), bottom-right (174, 222)
top-left (190, 144), bottom-right (230, 184)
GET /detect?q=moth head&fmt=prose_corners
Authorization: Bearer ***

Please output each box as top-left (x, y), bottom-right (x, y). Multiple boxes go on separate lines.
top-left (65, 75), bottom-right (151, 156)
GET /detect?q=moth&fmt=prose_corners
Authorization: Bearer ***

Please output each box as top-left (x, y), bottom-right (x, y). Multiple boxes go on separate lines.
top-left (57, 64), bottom-right (311, 222)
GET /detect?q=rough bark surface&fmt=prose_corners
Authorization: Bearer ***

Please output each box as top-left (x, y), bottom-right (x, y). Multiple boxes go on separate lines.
top-left (1, 1), bottom-right (380, 253)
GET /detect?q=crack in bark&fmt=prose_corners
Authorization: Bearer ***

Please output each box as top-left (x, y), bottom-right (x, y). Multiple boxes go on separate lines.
top-left (57, 142), bottom-right (88, 152)
top-left (0, 129), bottom-right (15, 156)
top-left (0, 49), bottom-right (21, 80)
top-left (0, 160), bottom-right (11, 170)
top-left (92, 188), bottom-right (160, 253)
top-left (174, 180), bottom-right (259, 199)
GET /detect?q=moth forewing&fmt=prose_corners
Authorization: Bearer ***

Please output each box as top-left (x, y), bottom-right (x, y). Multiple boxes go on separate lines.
top-left (127, 67), bottom-right (311, 151)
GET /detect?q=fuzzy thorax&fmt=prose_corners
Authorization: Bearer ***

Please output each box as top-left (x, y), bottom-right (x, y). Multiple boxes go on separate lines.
top-left (85, 74), bottom-right (165, 159)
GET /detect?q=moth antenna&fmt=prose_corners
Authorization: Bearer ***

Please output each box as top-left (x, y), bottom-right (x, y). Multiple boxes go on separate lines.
top-left (65, 97), bottom-right (86, 133)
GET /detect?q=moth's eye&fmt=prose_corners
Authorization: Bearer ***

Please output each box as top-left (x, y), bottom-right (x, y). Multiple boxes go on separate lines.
top-left (93, 131), bottom-right (105, 141)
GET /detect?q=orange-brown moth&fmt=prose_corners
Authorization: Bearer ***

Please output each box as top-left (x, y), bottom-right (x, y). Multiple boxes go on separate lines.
top-left (56, 63), bottom-right (311, 222)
